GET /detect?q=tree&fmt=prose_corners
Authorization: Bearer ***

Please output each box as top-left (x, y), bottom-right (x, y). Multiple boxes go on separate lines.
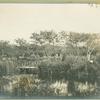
top-left (15, 38), bottom-right (28, 47)
top-left (84, 33), bottom-right (100, 62)
top-left (41, 30), bottom-right (58, 57)
top-left (40, 30), bottom-right (57, 45)
top-left (30, 32), bottom-right (45, 46)
top-left (0, 40), bottom-right (10, 57)
top-left (15, 38), bottom-right (28, 56)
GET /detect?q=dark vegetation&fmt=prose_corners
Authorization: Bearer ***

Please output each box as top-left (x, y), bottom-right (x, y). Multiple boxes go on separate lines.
top-left (0, 31), bottom-right (100, 96)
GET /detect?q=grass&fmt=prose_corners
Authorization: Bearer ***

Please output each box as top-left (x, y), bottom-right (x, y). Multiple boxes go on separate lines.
top-left (1, 75), bottom-right (97, 96)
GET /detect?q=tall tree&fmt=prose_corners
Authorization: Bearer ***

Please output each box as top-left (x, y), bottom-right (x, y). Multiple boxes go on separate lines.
top-left (15, 38), bottom-right (29, 58)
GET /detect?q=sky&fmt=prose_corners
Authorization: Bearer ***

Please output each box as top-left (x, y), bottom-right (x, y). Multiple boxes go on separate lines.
top-left (0, 4), bottom-right (100, 43)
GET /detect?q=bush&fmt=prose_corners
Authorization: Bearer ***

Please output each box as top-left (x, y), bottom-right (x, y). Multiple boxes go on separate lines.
top-left (0, 59), bottom-right (16, 76)
top-left (38, 55), bottom-right (98, 83)
top-left (38, 61), bottom-right (69, 80)
top-left (74, 81), bottom-right (97, 96)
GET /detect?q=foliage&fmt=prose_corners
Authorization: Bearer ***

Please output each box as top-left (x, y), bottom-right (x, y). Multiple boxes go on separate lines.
top-left (2, 75), bottom-right (97, 96)
top-left (0, 31), bottom-right (100, 96)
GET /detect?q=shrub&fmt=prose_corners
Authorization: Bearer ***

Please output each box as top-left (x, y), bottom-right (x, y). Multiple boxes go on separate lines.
top-left (38, 61), bottom-right (69, 80)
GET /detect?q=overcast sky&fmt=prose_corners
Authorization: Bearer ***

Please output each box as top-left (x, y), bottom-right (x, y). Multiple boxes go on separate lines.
top-left (0, 4), bottom-right (100, 43)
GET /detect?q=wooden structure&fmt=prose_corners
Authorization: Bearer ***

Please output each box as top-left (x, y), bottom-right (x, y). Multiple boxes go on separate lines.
top-left (16, 66), bottom-right (39, 74)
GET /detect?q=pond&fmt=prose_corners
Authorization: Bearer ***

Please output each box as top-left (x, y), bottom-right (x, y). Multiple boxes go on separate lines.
top-left (0, 75), bottom-right (99, 97)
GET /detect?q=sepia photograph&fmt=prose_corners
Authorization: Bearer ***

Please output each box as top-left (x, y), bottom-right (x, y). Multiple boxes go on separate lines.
top-left (0, 3), bottom-right (100, 99)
